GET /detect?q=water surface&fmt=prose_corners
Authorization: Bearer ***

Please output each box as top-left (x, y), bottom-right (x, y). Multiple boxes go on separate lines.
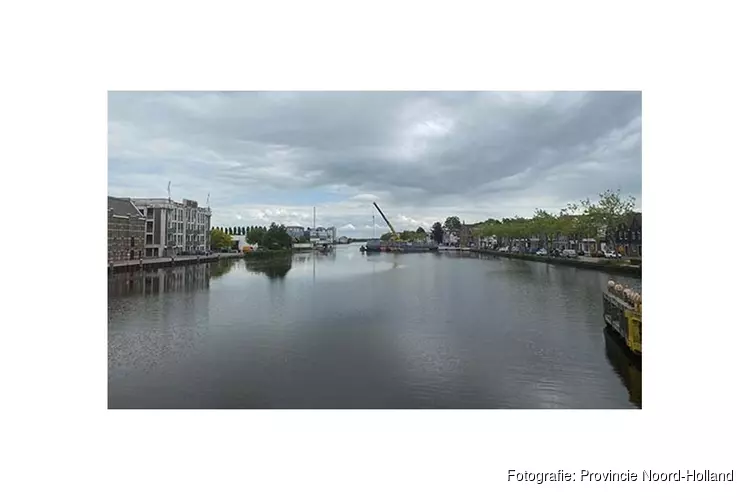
top-left (108, 245), bottom-right (642, 409)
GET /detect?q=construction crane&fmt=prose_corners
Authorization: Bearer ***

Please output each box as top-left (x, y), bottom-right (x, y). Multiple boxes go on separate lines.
top-left (373, 202), bottom-right (400, 241)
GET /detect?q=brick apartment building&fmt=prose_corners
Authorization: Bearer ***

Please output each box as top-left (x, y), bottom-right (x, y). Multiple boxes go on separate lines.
top-left (108, 196), bottom-right (146, 261)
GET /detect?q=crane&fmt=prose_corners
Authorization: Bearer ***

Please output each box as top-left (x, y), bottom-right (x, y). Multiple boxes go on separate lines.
top-left (373, 202), bottom-right (399, 241)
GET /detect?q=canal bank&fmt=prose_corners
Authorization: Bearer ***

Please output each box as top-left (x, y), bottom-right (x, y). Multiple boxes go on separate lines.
top-left (108, 252), bottom-right (243, 273)
top-left (471, 249), bottom-right (641, 277)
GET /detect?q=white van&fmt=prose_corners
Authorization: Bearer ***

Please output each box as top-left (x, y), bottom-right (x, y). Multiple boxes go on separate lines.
top-left (561, 249), bottom-right (578, 259)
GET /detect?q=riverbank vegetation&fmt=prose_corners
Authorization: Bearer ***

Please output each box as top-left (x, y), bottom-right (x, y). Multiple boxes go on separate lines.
top-left (472, 189), bottom-right (636, 250)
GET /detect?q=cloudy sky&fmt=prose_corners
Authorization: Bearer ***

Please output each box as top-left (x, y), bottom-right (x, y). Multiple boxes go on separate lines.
top-left (108, 91), bottom-right (641, 238)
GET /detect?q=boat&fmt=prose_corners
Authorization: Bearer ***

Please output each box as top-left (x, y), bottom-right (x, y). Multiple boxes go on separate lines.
top-left (361, 239), bottom-right (438, 253)
top-left (603, 280), bottom-right (642, 358)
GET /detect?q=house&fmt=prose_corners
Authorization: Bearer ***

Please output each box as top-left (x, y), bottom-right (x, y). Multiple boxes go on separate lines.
top-left (610, 212), bottom-right (642, 256)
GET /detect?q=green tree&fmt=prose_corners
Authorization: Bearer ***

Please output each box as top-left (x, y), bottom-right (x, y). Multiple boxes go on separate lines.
top-left (531, 209), bottom-right (557, 249)
top-left (380, 232), bottom-right (394, 241)
top-left (210, 228), bottom-right (233, 250)
top-left (444, 216), bottom-right (461, 234)
top-left (416, 226), bottom-right (426, 235)
top-left (581, 189), bottom-right (636, 250)
top-left (400, 230), bottom-right (419, 242)
top-left (430, 222), bottom-right (444, 244)
top-left (261, 223), bottom-right (292, 250)
top-left (246, 226), bottom-right (267, 245)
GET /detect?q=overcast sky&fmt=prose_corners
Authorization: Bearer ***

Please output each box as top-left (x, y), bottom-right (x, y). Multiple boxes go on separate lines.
top-left (108, 91), bottom-right (641, 238)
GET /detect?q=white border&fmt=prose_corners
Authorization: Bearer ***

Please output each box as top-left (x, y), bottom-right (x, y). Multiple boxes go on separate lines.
top-left (4, 0), bottom-right (748, 499)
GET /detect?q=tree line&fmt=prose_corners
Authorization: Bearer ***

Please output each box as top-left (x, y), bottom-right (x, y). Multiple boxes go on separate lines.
top-left (210, 223), bottom-right (294, 251)
top-left (381, 189), bottom-right (637, 250)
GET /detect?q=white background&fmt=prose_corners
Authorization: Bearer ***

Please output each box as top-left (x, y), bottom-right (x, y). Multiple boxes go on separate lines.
top-left (2, 0), bottom-right (748, 498)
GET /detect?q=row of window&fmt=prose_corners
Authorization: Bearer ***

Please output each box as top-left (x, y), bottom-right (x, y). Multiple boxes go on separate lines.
top-left (616, 231), bottom-right (642, 241)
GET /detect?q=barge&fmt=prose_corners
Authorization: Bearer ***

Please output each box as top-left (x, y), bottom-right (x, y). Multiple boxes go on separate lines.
top-left (603, 280), bottom-right (642, 358)
top-left (360, 240), bottom-right (438, 253)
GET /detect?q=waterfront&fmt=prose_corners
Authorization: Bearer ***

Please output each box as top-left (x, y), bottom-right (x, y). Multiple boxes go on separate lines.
top-left (108, 244), bottom-right (642, 409)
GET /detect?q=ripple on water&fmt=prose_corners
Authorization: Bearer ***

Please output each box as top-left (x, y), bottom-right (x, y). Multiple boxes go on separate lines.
top-left (108, 249), bottom-right (641, 409)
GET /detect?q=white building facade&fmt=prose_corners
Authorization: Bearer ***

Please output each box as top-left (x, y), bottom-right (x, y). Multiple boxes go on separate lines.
top-left (310, 226), bottom-right (336, 243)
top-left (285, 226), bottom-right (306, 240)
top-left (131, 198), bottom-right (212, 257)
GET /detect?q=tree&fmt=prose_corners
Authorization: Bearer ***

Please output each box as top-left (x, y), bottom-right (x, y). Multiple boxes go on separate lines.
top-left (530, 209), bottom-right (557, 249)
top-left (444, 216), bottom-right (461, 234)
top-left (431, 222), bottom-right (444, 244)
top-left (261, 223), bottom-right (292, 250)
top-left (380, 232), bottom-right (394, 241)
top-left (210, 228), bottom-right (233, 250)
top-left (416, 226), bottom-right (426, 234)
top-left (581, 189), bottom-right (636, 250)
top-left (246, 226), bottom-right (267, 245)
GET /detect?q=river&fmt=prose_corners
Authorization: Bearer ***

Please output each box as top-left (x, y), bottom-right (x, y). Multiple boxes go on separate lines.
top-left (108, 244), bottom-right (642, 409)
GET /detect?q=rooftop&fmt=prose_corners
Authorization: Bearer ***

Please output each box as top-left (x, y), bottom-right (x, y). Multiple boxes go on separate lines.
top-left (108, 196), bottom-right (144, 218)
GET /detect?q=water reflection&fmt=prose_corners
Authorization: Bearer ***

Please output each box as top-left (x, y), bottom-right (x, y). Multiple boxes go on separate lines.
top-left (211, 258), bottom-right (237, 278)
top-left (244, 255), bottom-right (293, 279)
top-left (109, 246), bottom-right (642, 408)
top-left (603, 329), bottom-right (642, 408)
top-left (108, 264), bottom-right (211, 297)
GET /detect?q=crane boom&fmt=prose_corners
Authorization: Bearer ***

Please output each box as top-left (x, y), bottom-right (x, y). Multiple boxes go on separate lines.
top-left (373, 202), bottom-right (397, 236)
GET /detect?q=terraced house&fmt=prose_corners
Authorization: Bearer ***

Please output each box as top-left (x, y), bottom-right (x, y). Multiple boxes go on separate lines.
top-left (609, 212), bottom-right (642, 257)
top-left (108, 196), bottom-right (146, 261)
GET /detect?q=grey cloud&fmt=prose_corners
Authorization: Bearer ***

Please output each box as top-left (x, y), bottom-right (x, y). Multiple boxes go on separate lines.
top-left (108, 91), bottom-right (641, 237)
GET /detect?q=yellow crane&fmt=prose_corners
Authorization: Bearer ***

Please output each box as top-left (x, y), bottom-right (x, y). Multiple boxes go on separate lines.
top-left (373, 202), bottom-right (401, 242)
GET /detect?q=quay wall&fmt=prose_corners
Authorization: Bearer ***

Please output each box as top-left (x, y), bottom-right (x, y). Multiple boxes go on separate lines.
top-left (108, 253), bottom-right (243, 273)
top-left (470, 249), bottom-right (641, 278)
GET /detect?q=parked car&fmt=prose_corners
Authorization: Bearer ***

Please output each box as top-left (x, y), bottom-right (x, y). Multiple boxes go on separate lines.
top-left (577, 250), bottom-right (585, 256)
top-left (562, 249), bottom-right (578, 258)
top-left (535, 248), bottom-right (548, 256)
top-left (498, 246), bottom-right (509, 253)
top-left (604, 250), bottom-right (621, 259)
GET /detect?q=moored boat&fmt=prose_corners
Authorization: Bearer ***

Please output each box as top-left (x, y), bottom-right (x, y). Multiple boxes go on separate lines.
top-left (603, 280), bottom-right (642, 358)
